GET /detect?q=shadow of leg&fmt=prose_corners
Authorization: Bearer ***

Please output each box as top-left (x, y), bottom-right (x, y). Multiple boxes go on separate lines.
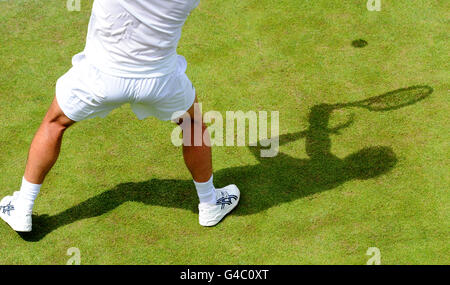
top-left (19, 179), bottom-right (196, 242)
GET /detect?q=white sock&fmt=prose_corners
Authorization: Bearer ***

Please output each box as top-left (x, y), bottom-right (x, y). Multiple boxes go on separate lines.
top-left (15, 177), bottom-right (41, 212)
top-left (193, 175), bottom-right (216, 205)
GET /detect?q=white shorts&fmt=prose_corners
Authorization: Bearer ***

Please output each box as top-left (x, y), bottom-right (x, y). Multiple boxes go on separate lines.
top-left (55, 52), bottom-right (196, 122)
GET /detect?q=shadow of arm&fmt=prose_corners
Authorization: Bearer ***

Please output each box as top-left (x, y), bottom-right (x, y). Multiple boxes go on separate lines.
top-left (248, 130), bottom-right (308, 160)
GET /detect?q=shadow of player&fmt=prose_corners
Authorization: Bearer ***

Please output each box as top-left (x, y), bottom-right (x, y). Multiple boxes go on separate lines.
top-left (19, 85), bottom-right (433, 241)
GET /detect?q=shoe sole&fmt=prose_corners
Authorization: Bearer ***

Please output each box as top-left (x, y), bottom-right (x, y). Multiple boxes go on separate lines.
top-left (200, 195), bottom-right (240, 227)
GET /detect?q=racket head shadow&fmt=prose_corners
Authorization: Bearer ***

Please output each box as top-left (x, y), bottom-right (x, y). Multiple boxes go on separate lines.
top-left (348, 85), bottom-right (433, 111)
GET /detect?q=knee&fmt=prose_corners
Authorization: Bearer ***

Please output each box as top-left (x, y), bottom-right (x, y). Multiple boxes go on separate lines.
top-left (42, 118), bottom-right (72, 136)
top-left (178, 115), bottom-right (205, 131)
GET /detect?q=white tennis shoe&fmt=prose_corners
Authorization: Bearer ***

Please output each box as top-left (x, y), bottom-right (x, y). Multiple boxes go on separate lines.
top-left (199, 185), bottom-right (240, 227)
top-left (0, 192), bottom-right (32, 232)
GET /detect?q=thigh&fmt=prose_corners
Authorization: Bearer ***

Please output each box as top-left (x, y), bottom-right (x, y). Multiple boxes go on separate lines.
top-left (183, 96), bottom-right (200, 123)
top-left (45, 96), bottom-right (76, 128)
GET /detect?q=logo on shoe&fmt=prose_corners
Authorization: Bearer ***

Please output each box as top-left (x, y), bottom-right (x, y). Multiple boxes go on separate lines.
top-left (216, 195), bottom-right (238, 209)
top-left (1, 202), bottom-right (15, 216)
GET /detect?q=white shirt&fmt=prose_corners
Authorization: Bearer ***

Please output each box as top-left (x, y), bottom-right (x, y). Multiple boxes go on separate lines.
top-left (84, 0), bottom-right (200, 78)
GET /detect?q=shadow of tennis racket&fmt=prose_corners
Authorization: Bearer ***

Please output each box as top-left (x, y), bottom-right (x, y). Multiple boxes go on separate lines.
top-left (336, 85), bottom-right (433, 111)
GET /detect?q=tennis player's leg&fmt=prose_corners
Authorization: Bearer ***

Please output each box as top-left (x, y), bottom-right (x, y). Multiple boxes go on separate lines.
top-left (177, 98), bottom-right (240, 227)
top-left (0, 52), bottom-right (120, 232)
top-left (132, 54), bottom-right (240, 226)
top-left (0, 97), bottom-right (75, 232)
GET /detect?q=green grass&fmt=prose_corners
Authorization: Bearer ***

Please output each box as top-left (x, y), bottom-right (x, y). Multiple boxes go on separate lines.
top-left (0, 0), bottom-right (448, 264)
